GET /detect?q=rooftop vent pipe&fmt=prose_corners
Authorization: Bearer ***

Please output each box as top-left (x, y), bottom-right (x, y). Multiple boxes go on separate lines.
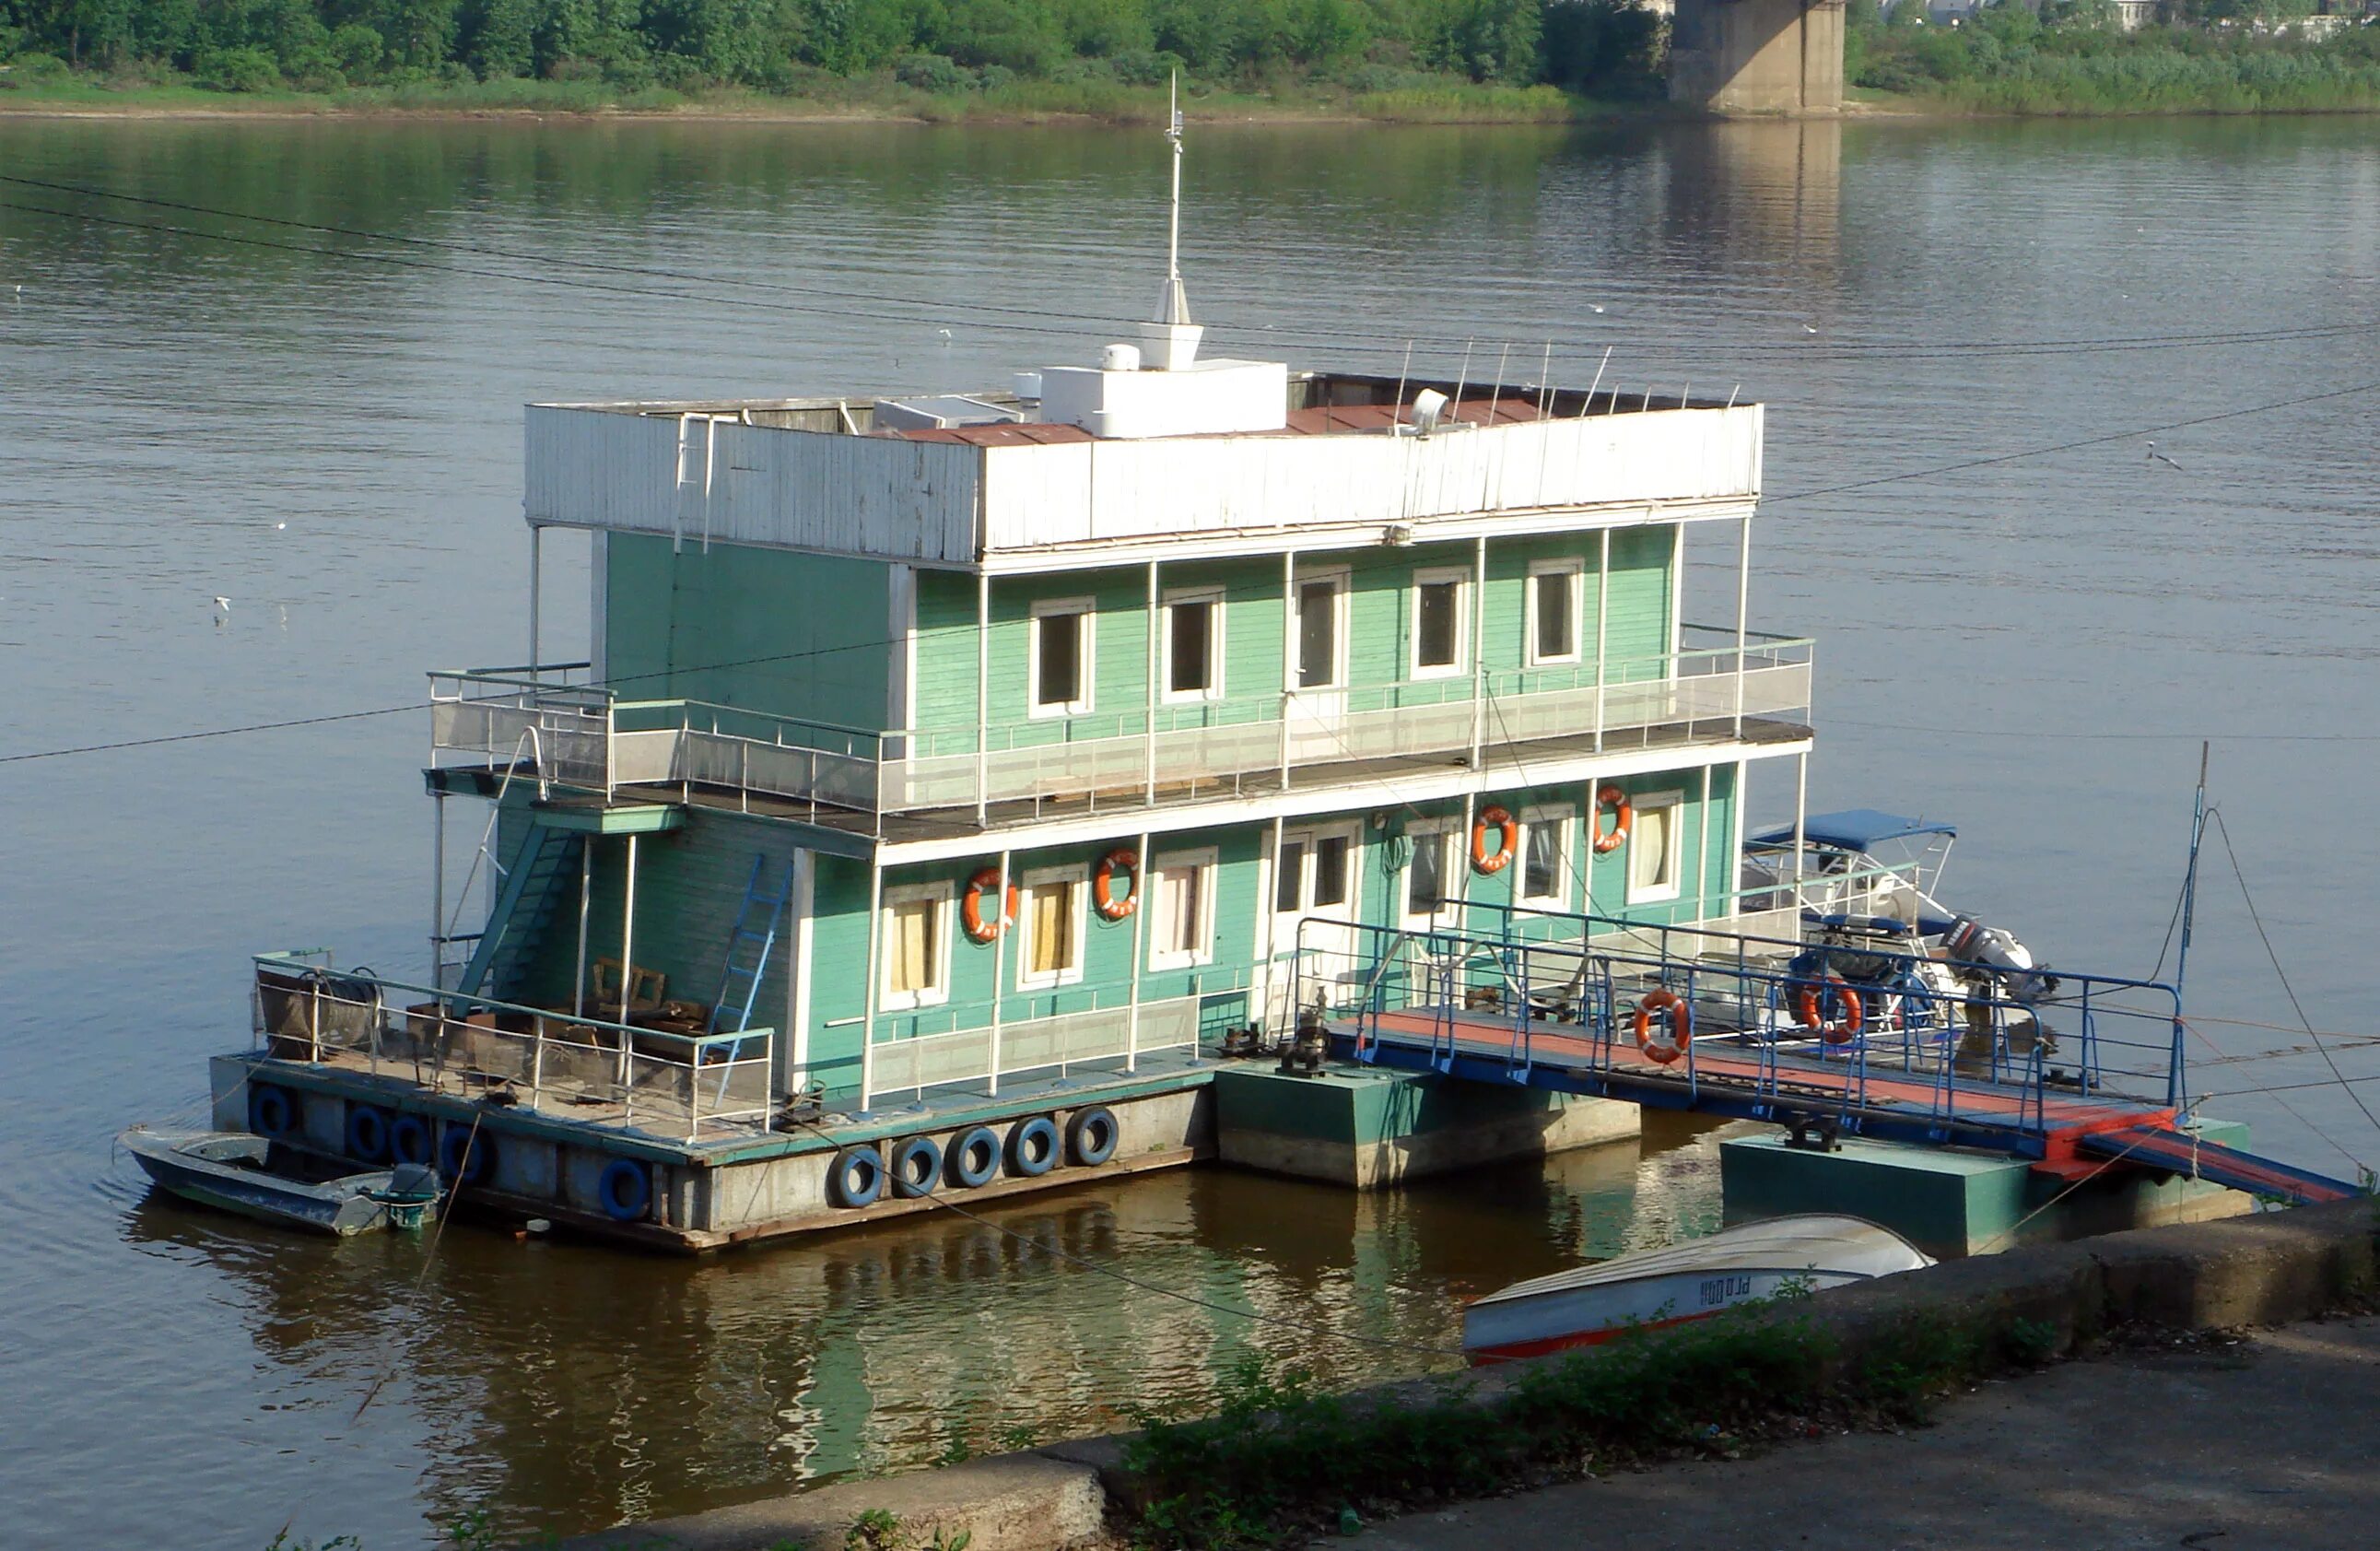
top-left (1410, 388), bottom-right (1449, 438)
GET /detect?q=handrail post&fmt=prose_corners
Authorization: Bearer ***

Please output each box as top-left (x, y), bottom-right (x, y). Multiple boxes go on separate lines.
top-left (1594, 527), bottom-right (1610, 751)
top-left (1732, 514), bottom-right (1750, 738)
top-left (974, 572), bottom-right (992, 827)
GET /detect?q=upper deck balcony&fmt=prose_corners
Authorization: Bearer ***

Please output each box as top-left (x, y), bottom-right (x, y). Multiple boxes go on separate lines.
top-left (523, 371), bottom-right (1764, 571)
top-left (429, 625), bottom-right (1811, 843)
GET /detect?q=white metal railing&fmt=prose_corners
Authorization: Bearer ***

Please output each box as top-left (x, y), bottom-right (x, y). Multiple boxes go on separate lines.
top-left (864, 993), bottom-right (1202, 1103)
top-left (251, 953), bottom-right (774, 1143)
top-left (428, 629), bottom-right (1811, 830)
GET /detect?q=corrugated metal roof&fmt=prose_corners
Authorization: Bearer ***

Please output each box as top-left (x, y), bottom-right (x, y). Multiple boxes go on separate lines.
top-left (889, 395), bottom-right (1553, 445)
top-left (1282, 395), bottom-right (1550, 435)
top-left (890, 422), bottom-right (1095, 446)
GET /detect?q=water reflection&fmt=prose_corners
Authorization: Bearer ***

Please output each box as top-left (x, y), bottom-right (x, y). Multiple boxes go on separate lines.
top-left (115, 1119), bottom-right (1737, 1542)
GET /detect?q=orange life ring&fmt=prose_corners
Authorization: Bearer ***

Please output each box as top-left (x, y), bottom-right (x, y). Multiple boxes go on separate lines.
top-left (1634, 989), bottom-right (1690, 1064)
top-left (1471, 805), bottom-right (1517, 874)
top-left (1592, 784), bottom-right (1632, 855)
top-left (1795, 975), bottom-right (1864, 1046)
top-left (961, 867), bottom-right (1017, 944)
top-left (1094, 849), bottom-right (1139, 921)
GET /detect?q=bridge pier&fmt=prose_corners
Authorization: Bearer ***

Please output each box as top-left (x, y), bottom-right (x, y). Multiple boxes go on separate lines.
top-left (1720, 1124), bottom-right (2257, 1260)
top-left (1670, 0), bottom-right (1847, 116)
top-left (1212, 1064), bottom-right (1639, 1190)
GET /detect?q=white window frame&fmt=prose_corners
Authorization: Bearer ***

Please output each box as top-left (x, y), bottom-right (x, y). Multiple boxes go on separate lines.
top-left (1016, 864), bottom-right (1089, 990)
top-left (1288, 567), bottom-right (1350, 692)
top-left (1028, 597), bottom-right (1095, 720)
top-left (1408, 566), bottom-right (1471, 681)
top-left (1625, 789), bottom-right (1685, 906)
top-left (1160, 587), bottom-right (1226, 705)
top-left (1147, 847), bottom-right (1218, 970)
top-left (877, 881), bottom-right (952, 1011)
top-left (1402, 818), bottom-right (1463, 930)
top-left (1526, 558), bottom-right (1584, 667)
top-left (1517, 804), bottom-right (1575, 911)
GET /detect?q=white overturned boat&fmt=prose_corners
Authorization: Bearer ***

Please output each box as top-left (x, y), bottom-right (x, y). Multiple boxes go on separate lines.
top-left (121, 1127), bottom-right (440, 1238)
top-left (1462, 1214), bottom-right (1931, 1364)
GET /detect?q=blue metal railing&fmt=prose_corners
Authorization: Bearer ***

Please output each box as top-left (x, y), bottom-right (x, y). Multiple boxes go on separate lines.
top-left (1295, 909), bottom-right (2187, 1152)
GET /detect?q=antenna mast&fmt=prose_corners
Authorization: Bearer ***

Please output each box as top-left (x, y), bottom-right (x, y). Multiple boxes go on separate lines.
top-left (1159, 73), bottom-right (1190, 326)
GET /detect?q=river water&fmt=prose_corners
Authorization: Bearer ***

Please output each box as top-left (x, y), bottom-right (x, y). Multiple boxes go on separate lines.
top-left (1, 114), bottom-right (2375, 1549)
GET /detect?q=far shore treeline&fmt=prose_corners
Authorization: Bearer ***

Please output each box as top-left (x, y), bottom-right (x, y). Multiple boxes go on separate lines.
top-left (3, 0), bottom-right (2380, 117)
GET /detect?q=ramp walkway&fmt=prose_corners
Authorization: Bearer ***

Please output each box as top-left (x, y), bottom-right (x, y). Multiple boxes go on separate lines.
top-left (1305, 910), bottom-right (2358, 1207)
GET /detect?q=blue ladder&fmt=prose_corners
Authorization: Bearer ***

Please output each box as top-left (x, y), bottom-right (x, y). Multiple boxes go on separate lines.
top-left (708, 854), bottom-right (796, 1038)
top-left (457, 824), bottom-right (583, 1001)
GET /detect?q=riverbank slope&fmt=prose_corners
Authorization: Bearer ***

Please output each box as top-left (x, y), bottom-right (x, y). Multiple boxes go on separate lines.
top-left (548, 1196), bottom-right (2380, 1550)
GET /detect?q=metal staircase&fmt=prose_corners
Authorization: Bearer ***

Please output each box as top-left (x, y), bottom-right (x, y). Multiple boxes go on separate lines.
top-left (708, 854), bottom-right (795, 1037)
top-left (456, 824), bottom-right (583, 1000)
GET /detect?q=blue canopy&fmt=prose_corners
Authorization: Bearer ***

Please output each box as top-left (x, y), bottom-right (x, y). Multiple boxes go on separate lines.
top-left (1747, 808), bottom-right (1956, 852)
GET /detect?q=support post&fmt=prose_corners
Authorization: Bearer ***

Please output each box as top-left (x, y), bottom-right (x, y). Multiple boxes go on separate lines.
top-left (1468, 535), bottom-right (1488, 770)
top-left (1696, 764), bottom-right (1713, 922)
top-left (1144, 559), bottom-right (1160, 804)
top-left (573, 837), bottom-right (592, 1019)
top-left (975, 572), bottom-right (991, 828)
top-left (1734, 514), bottom-right (1752, 737)
top-left (618, 833), bottom-right (639, 1089)
top-left (528, 523), bottom-right (542, 676)
top-left (989, 848), bottom-right (1012, 1095)
top-left (430, 791), bottom-right (446, 990)
top-left (1279, 550), bottom-right (1296, 791)
top-left (1126, 828), bottom-right (1151, 1072)
top-left (860, 859), bottom-right (883, 1112)
top-left (1594, 528), bottom-right (1611, 751)
top-left (1265, 814), bottom-right (1286, 1028)
top-left (1792, 751), bottom-right (1809, 896)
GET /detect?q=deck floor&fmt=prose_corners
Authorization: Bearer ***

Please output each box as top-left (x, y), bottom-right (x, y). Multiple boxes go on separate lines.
top-left (1347, 1005), bottom-right (2175, 1145)
top-left (286, 1040), bottom-right (1209, 1149)
top-left (593, 713), bottom-right (1812, 845)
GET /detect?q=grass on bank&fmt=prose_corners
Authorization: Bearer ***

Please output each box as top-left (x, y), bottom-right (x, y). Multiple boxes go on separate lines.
top-left (1120, 1299), bottom-right (2067, 1551)
top-left (1847, 7), bottom-right (2380, 118)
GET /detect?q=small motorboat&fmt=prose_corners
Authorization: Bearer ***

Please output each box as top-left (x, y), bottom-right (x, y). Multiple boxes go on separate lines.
top-left (1461, 1214), bottom-right (1931, 1364)
top-left (121, 1127), bottom-right (441, 1238)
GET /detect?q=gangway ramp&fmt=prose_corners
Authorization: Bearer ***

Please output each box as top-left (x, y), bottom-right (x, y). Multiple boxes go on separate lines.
top-left (1307, 911), bottom-right (2363, 1209)
top-left (2076, 1125), bottom-right (2362, 1206)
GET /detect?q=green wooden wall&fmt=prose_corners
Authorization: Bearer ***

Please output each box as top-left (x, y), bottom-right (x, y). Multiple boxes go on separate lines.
top-left (604, 532), bottom-right (893, 729)
top-left (907, 525), bottom-right (1677, 746)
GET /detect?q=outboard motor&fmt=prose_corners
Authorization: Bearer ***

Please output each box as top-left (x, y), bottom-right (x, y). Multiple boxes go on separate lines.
top-left (1946, 916), bottom-right (2058, 1005)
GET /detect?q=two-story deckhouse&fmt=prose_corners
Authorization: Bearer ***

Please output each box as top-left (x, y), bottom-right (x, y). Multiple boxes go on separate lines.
top-left (437, 326), bottom-right (1809, 1116)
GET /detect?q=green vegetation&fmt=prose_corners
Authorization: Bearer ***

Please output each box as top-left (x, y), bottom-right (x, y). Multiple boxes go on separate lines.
top-left (1120, 1298), bottom-right (2072, 1551)
top-left (6, 0), bottom-right (2376, 118)
top-left (0, 0), bottom-right (1660, 119)
top-left (1850, 1), bottom-right (2380, 115)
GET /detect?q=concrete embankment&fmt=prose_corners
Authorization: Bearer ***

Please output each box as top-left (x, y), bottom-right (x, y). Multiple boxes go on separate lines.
top-left (552, 1197), bottom-right (2379, 1551)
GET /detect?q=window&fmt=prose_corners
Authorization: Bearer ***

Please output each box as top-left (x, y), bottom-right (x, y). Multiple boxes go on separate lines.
top-left (1149, 849), bottom-right (1217, 969)
top-left (879, 883), bottom-right (951, 1009)
top-left (1030, 599), bottom-right (1093, 717)
top-left (1294, 573), bottom-right (1345, 690)
top-left (1273, 828), bottom-right (1355, 916)
top-left (1018, 867), bottom-right (1087, 988)
top-left (1518, 806), bottom-right (1573, 909)
top-left (1275, 836), bottom-right (1307, 914)
top-left (1163, 590), bottom-right (1224, 702)
top-left (1626, 792), bottom-right (1683, 904)
top-left (1404, 821), bottom-right (1460, 927)
top-left (1528, 561), bottom-right (1582, 666)
top-left (1312, 833), bottom-right (1352, 908)
top-left (1411, 569), bottom-right (1469, 679)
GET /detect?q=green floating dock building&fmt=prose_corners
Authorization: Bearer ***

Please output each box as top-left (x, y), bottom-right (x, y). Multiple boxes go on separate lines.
top-left (219, 300), bottom-right (1831, 1248)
